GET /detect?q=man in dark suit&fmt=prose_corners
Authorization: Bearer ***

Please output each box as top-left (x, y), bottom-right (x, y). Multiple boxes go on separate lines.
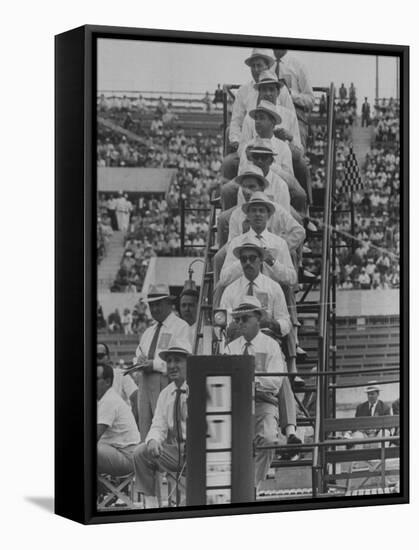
top-left (355, 382), bottom-right (391, 418)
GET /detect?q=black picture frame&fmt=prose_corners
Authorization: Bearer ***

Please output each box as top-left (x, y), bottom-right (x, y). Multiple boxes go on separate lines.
top-left (55, 24), bottom-right (409, 525)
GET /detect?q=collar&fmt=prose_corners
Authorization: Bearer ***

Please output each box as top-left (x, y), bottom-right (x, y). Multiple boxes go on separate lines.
top-left (240, 332), bottom-right (261, 347)
top-left (241, 272), bottom-right (263, 288)
top-left (170, 381), bottom-right (189, 396)
top-left (248, 227), bottom-right (269, 240)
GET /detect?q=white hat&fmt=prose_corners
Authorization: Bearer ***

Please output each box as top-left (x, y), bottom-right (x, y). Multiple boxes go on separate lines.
top-left (365, 381), bottom-right (380, 393)
top-left (232, 236), bottom-right (269, 261)
top-left (254, 70), bottom-right (281, 89)
top-left (249, 100), bottom-right (282, 125)
top-left (241, 191), bottom-right (275, 217)
top-left (234, 164), bottom-right (269, 188)
top-left (158, 339), bottom-right (192, 361)
top-left (146, 283), bottom-right (176, 303)
top-left (244, 48), bottom-right (275, 68)
top-left (231, 296), bottom-right (264, 318)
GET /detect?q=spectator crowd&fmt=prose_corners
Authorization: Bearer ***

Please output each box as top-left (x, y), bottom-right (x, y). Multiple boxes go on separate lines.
top-left (97, 77), bottom-right (400, 295)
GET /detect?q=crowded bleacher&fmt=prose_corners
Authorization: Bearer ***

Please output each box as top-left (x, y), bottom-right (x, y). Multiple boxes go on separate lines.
top-left (96, 47), bottom-right (400, 509)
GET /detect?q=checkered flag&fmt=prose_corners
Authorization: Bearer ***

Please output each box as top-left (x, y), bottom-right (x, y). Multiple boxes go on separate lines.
top-left (341, 145), bottom-right (363, 192)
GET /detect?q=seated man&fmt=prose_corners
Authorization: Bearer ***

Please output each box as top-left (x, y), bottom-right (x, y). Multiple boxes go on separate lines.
top-left (224, 297), bottom-right (301, 487)
top-left (179, 287), bottom-right (199, 348)
top-left (220, 238), bottom-right (292, 336)
top-left (218, 224), bottom-right (301, 382)
top-left (345, 382), bottom-right (391, 444)
top-left (240, 100), bottom-right (307, 216)
top-left (224, 48), bottom-right (297, 179)
top-left (221, 139), bottom-right (291, 215)
top-left (97, 362), bottom-right (141, 478)
top-left (133, 340), bottom-right (192, 509)
top-left (97, 342), bottom-right (138, 425)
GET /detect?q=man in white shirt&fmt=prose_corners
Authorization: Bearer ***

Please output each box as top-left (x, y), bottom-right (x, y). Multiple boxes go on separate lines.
top-left (239, 71), bottom-right (302, 154)
top-left (220, 140), bottom-right (291, 215)
top-left (241, 100), bottom-right (307, 216)
top-left (97, 342), bottom-right (138, 425)
top-left (179, 288), bottom-right (199, 348)
top-left (134, 283), bottom-right (190, 440)
top-left (97, 363), bottom-right (141, 477)
top-left (222, 48), bottom-right (296, 180)
top-left (133, 340), bottom-right (191, 508)
top-left (220, 237), bottom-right (291, 333)
top-left (220, 196), bottom-right (297, 288)
top-left (243, 71), bottom-right (312, 205)
top-left (224, 297), bottom-right (301, 486)
top-left (273, 50), bottom-right (315, 149)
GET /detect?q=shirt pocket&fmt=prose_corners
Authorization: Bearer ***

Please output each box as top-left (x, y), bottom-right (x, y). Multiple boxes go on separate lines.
top-left (158, 332), bottom-right (172, 350)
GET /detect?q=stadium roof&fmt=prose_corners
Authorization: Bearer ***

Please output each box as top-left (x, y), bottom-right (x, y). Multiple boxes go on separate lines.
top-left (98, 167), bottom-right (177, 194)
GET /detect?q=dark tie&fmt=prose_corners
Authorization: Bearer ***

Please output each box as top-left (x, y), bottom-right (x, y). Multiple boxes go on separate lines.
top-left (275, 61), bottom-right (280, 79)
top-left (173, 388), bottom-right (187, 442)
top-left (243, 341), bottom-right (251, 355)
top-left (247, 281), bottom-right (254, 296)
top-left (147, 322), bottom-right (163, 359)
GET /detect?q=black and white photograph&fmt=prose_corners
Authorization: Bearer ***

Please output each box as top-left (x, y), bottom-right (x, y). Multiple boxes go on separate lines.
top-left (94, 34), bottom-right (405, 514)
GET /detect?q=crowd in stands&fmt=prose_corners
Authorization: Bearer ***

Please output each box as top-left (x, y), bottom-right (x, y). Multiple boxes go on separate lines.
top-left (98, 300), bottom-right (154, 337)
top-left (97, 112), bottom-right (224, 291)
top-left (96, 76), bottom-right (400, 294)
top-left (371, 98), bottom-right (400, 143)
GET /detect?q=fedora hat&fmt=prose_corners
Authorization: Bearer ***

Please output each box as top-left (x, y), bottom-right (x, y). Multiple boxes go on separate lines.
top-left (244, 48), bottom-right (275, 68)
top-left (234, 164), bottom-right (269, 188)
top-left (247, 137), bottom-right (277, 157)
top-left (231, 296), bottom-right (264, 318)
top-left (146, 283), bottom-right (176, 303)
top-left (232, 236), bottom-right (269, 261)
top-left (158, 339), bottom-right (192, 361)
top-left (254, 70), bottom-right (281, 89)
top-left (242, 191), bottom-right (276, 217)
top-left (365, 381), bottom-right (380, 393)
top-left (249, 100), bottom-right (282, 125)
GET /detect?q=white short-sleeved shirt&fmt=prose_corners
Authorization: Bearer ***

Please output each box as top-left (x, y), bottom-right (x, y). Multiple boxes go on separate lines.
top-left (112, 368), bottom-right (138, 405)
top-left (97, 388), bottom-right (141, 448)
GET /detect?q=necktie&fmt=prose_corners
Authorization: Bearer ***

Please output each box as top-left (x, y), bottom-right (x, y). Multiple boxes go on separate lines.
top-left (147, 322), bottom-right (163, 359)
top-left (243, 341), bottom-right (251, 355)
top-left (173, 388), bottom-right (187, 442)
top-left (369, 404), bottom-right (374, 416)
top-left (247, 281), bottom-right (254, 296)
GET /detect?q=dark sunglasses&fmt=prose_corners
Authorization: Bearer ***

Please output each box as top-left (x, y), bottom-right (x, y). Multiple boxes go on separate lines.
top-left (235, 314), bottom-right (254, 323)
top-left (240, 255), bottom-right (259, 263)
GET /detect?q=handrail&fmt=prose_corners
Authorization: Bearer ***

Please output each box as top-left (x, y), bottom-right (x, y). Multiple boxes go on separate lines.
top-left (312, 83), bottom-right (336, 496)
top-left (192, 193), bottom-right (218, 354)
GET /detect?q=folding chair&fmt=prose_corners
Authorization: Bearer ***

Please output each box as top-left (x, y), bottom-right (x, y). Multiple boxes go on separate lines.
top-left (97, 472), bottom-right (136, 510)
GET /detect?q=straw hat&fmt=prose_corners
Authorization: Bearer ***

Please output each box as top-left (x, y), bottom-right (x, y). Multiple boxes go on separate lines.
top-left (244, 48), bottom-right (275, 68)
top-left (249, 100), bottom-right (282, 125)
top-left (158, 339), bottom-right (192, 361)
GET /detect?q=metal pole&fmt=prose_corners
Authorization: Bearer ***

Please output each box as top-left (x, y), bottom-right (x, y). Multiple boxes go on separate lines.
top-left (180, 197), bottom-right (185, 255)
top-left (396, 57), bottom-right (400, 102)
top-left (375, 56), bottom-right (379, 104)
top-left (222, 86), bottom-right (228, 155)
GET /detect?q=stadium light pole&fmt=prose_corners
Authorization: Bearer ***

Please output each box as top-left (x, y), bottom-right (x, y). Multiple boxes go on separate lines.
top-left (375, 56), bottom-right (379, 104)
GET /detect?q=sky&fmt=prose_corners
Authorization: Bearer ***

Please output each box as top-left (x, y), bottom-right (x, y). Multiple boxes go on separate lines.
top-left (97, 38), bottom-right (399, 107)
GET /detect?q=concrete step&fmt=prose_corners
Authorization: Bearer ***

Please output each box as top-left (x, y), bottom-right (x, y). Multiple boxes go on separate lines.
top-left (98, 231), bottom-right (126, 292)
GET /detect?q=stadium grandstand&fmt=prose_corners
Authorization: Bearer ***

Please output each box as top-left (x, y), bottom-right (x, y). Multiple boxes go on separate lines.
top-left (96, 48), bottom-right (400, 510)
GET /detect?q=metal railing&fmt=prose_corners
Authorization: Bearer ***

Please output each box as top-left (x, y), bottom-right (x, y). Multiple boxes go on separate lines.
top-left (312, 83), bottom-right (337, 496)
